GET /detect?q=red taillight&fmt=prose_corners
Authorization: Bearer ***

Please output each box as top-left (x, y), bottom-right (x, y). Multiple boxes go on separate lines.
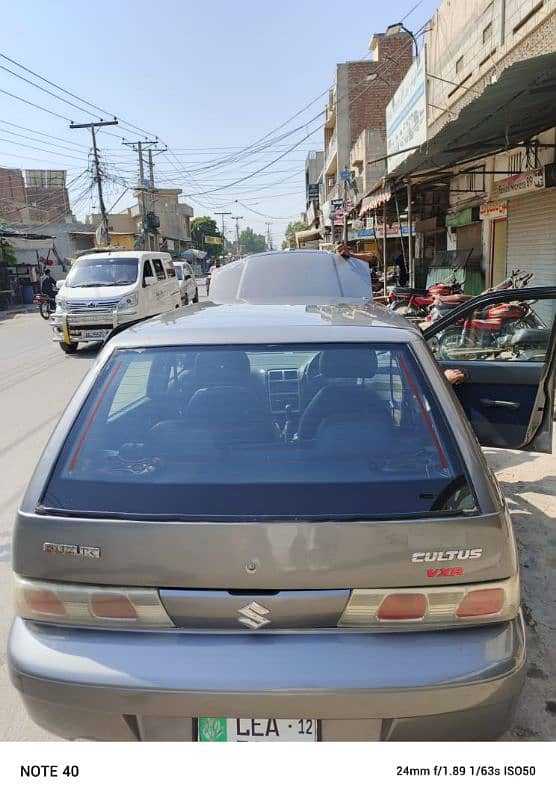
top-left (377, 593), bottom-right (427, 621)
top-left (90, 593), bottom-right (138, 620)
top-left (456, 588), bottom-right (504, 617)
top-left (24, 588), bottom-right (66, 616)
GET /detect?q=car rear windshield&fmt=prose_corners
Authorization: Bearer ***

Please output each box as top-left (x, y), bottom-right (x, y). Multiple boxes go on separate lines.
top-left (209, 253), bottom-right (372, 304)
top-left (42, 344), bottom-right (476, 520)
top-left (65, 257), bottom-right (139, 288)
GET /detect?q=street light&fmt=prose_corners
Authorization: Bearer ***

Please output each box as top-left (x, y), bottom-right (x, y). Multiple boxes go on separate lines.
top-left (385, 22), bottom-right (419, 57)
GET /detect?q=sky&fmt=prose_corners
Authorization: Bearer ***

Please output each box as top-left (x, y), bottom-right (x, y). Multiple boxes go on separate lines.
top-left (0, 0), bottom-right (439, 245)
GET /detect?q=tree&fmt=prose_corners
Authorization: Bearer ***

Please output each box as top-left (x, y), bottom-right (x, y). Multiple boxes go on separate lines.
top-left (191, 216), bottom-right (222, 257)
top-left (282, 220), bottom-right (306, 249)
top-left (238, 226), bottom-right (266, 254)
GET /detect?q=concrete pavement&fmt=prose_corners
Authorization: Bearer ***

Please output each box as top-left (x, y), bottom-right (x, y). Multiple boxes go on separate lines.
top-left (0, 297), bottom-right (553, 741)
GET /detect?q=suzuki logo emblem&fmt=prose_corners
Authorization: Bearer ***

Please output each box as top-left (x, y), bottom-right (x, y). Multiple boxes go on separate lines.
top-left (87, 301), bottom-right (97, 308)
top-left (237, 601), bottom-right (271, 629)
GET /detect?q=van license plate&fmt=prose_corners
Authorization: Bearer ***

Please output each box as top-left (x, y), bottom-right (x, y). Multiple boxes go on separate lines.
top-left (197, 718), bottom-right (317, 742)
top-left (74, 329), bottom-right (109, 339)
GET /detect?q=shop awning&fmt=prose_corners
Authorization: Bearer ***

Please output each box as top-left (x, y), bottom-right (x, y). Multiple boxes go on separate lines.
top-left (390, 51), bottom-right (556, 179)
top-left (296, 228), bottom-right (321, 242)
top-left (359, 185), bottom-right (392, 216)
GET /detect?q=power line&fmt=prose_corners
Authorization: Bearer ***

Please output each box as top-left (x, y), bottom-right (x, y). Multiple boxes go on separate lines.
top-left (0, 135), bottom-right (88, 161)
top-left (0, 86), bottom-right (72, 121)
top-left (0, 119), bottom-right (90, 150)
top-left (0, 51), bottom-right (160, 141)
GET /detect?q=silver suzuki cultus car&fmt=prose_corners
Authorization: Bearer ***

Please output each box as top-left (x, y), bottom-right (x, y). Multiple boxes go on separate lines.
top-left (8, 255), bottom-right (556, 741)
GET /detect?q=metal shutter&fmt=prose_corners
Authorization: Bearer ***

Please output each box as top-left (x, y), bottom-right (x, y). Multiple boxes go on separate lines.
top-left (507, 190), bottom-right (556, 286)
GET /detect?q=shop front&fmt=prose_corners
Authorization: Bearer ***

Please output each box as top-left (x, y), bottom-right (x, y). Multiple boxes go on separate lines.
top-left (480, 201), bottom-right (507, 288)
top-left (355, 223), bottom-right (415, 266)
top-left (445, 206), bottom-right (484, 294)
top-left (490, 165), bottom-right (556, 289)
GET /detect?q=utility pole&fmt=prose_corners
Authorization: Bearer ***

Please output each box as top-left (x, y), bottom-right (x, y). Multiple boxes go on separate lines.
top-left (214, 211), bottom-right (232, 256)
top-left (147, 149), bottom-right (158, 250)
top-left (342, 168), bottom-right (349, 244)
top-left (123, 138), bottom-right (157, 249)
top-left (232, 215), bottom-right (243, 256)
top-left (70, 118), bottom-right (118, 246)
top-left (265, 222), bottom-right (273, 251)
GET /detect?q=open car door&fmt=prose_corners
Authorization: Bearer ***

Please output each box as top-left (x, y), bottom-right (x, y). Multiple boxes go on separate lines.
top-left (423, 286), bottom-right (556, 452)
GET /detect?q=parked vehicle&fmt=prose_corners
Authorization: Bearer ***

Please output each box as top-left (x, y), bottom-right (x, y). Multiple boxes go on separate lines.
top-left (173, 260), bottom-right (199, 305)
top-left (52, 250), bottom-right (181, 354)
top-left (8, 284), bottom-right (556, 741)
top-left (427, 270), bottom-right (533, 325)
top-left (33, 291), bottom-right (56, 320)
top-left (208, 249), bottom-right (372, 304)
top-left (388, 269), bottom-right (463, 317)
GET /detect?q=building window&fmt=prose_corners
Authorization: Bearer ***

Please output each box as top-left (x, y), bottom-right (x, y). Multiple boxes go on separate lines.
top-left (465, 165), bottom-right (485, 192)
top-left (482, 22), bottom-right (492, 43)
top-left (455, 56), bottom-right (464, 74)
top-left (525, 140), bottom-right (540, 169)
top-left (508, 152), bottom-right (522, 174)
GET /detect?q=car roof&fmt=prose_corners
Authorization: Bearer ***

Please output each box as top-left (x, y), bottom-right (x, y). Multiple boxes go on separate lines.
top-left (208, 249), bottom-right (372, 305)
top-left (104, 302), bottom-right (420, 353)
top-left (75, 250), bottom-right (169, 261)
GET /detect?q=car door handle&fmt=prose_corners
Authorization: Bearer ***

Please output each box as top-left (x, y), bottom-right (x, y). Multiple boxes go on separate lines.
top-left (480, 398), bottom-right (520, 410)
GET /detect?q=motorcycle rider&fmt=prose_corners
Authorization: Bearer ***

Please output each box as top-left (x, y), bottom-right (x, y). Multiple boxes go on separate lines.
top-left (40, 268), bottom-right (57, 307)
top-left (206, 258), bottom-right (222, 295)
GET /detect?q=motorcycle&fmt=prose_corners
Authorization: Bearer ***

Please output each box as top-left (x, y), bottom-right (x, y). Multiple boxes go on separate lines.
top-left (388, 269), bottom-right (463, 317)
top-left (434, 272), bottom-right (543, 361)
top-left (33, 292), bottom-right (56, 320)
top-left (427, 269), bottom-right (533, 325)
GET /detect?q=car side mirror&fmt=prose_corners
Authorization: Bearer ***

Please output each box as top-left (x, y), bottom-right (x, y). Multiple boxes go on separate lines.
top-left (144, 276), bottom-right (157, 286)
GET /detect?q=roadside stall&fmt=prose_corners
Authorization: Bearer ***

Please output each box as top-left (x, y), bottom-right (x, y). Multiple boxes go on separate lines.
top-left (0, 224), bottom-right (55, 305)
top-left (180, 248), bottom-right (207, 276)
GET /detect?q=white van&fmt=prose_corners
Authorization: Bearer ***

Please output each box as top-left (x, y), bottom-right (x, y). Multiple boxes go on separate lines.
top-left (52, 251), bottom-right (181, 353)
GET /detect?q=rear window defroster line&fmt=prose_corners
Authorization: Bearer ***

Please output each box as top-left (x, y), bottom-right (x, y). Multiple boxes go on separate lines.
top-left (67, 361), bottom-right (122, 472)
top-left (397, 354), bottom-right (449, 469)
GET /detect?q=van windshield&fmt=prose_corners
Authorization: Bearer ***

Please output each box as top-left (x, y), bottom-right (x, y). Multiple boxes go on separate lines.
top-left (42, 344), bottom-right (476, 521)
top-left (66, 257), bottom-right (139, 288)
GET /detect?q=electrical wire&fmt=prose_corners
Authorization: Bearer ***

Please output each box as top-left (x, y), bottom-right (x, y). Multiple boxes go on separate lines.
top-left (0, 119), bottom-right (90, 150)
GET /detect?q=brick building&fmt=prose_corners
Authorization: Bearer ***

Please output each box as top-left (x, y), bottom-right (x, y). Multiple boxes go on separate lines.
top-left (0, 168), bottom-right (26, 222)
top-left (0, 168), bottom-right (71, 224)
top-left (24, 170), bottom-right (71, 224)
top-left (321, 30), bottom-right (413, 243)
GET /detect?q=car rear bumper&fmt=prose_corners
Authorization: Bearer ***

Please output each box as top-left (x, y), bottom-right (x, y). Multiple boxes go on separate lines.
top-left (8, 613), bottom-right (526, 741)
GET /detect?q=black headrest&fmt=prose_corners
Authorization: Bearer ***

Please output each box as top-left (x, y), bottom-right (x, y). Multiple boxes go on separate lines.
top-left (510, 328), bottom-right (550, 346)
top-left (194, 350), bottom-right (251, 384)
top-left (319, 348), bottom-right (378, 379)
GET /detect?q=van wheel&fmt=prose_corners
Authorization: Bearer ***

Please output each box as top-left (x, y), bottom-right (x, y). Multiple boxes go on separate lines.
top-left (59, 342), bottom-right (78, 354)
top-left (192, 289), bottom-right (199, 303)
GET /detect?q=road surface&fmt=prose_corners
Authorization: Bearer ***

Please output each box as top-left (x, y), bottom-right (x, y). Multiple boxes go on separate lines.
top-left (0, 293), bottom-right (553, 741)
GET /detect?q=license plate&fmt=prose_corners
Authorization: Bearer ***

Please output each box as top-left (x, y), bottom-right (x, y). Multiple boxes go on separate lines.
top-left (197, 718), bottom-right (317, 742)
top-left (72, 328), bottom-right (110, 339)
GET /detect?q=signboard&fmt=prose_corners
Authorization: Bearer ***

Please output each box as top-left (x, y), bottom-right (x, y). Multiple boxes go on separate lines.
top-left (480, 201), bottom-right (507, 220)
top-left (386, 49), bottom-right (427, 173)
top-left (446, 208), bottom-right (475, 228)
top-left (307, 183), bottom-right (320, 200)
top-left (340, 170), bottom-right (351, 181)
top-left (491, 168), bottom-right (545, 200)
top-left (331, 198), bottom-right (344, 209)
top-left (356, 224), bottom-right (415, 239)
top-left (204, 235), bottom-right (223, 245)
